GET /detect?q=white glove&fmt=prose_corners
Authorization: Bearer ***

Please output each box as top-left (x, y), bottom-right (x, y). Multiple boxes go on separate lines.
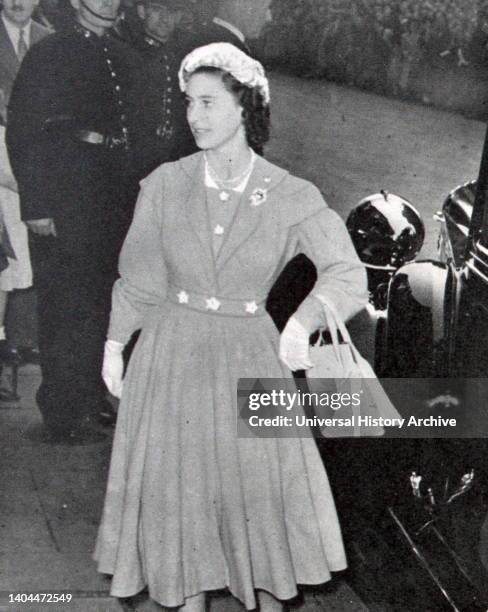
top-left (102, 339), bottom-right (125, 399)
top-left (279, 316), bottom-right (313, 371)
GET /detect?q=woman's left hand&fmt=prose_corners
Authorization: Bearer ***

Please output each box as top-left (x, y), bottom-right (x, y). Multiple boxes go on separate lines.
top-left (279, 316), bottom-right (314, 371)
top-left (102, 339), bottom-right (125, 399)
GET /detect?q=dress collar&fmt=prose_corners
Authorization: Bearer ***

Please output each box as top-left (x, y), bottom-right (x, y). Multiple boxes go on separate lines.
top-left (204, 150), bottom-right (256, 193)
top-left (179, 152), bottom-right (290, 198)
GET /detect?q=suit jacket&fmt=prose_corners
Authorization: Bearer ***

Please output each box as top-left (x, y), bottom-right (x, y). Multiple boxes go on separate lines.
top-left (0, 17), bottom-right (51, 105)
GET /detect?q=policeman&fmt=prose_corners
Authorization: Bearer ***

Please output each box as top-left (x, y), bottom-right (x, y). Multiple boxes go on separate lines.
top-left (6, 0), bottom-right (143, 441)
top-left (193, 0), bottom-right (272, 55)
top-left (135, 0), bottom-right (196, 176)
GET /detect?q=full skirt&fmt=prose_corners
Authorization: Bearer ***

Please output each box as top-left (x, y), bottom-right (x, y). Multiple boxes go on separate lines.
top-left (94, 302), bottom-right (347, 609)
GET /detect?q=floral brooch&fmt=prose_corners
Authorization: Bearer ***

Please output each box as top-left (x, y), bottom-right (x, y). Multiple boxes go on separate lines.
top-left (249, 187), bottom-right (268, 207)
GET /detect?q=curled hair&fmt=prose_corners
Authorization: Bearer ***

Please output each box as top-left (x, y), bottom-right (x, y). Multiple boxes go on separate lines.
top-left (190, 66), bottom-right (270, 155)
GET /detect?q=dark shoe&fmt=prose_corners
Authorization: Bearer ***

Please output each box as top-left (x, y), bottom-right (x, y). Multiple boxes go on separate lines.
top-left (120, 589), bottom-right (163, 611)
top-left (0, 343), bottom-right (20, 401)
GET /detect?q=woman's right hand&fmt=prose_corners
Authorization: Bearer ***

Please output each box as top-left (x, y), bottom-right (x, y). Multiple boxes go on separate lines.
top-left (279, 316), bottom-right (313, 372)
top-left (102, 339), bottom-right (125, 399)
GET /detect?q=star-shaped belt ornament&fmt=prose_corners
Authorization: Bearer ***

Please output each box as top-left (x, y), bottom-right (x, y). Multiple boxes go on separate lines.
top-left (177, 290), bottom-right (189, 304)
top-left (245, 301), bottom-right (259, 314)
top-left (206, 297), bottom-right (221, 311)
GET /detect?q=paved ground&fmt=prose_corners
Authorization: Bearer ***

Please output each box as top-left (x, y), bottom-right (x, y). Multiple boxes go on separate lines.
top-left (0, 366), bottom-right (368, 611)
top-left (267, 73), bottom-right (485, 258)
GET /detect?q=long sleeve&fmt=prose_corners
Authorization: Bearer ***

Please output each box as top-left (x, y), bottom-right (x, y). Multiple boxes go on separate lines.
top-left (6, 43), bottom-right (59, 220)
top-left (286, 183), bottom-right (368, 333)
top-left (107, 172), bottom-right (167, 343)
top-left (7, 30), bottom-right (145, 223)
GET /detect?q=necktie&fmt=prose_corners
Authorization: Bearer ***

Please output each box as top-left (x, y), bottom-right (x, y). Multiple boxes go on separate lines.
top-left (17, 29), bottom-right (28, 61)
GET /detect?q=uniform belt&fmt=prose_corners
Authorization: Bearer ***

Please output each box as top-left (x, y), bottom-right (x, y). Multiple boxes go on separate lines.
top-left (75, 129), bottom-right (128, 149)
top-left (167, 285), bottom-right (267, 318)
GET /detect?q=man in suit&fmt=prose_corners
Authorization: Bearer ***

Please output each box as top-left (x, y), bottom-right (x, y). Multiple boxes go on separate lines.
top-left (0, 0), bottom-right (50, 370)
top-left (0, 0), bottom-right (50, 104)
top-left (7, 0), bottom-right (144, 441)
top-left (195, 0), bottom-right (272, 54)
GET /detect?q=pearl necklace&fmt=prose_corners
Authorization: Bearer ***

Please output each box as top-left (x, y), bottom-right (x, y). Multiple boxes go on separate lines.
top-left (205, 149), bottom-right (256, 190)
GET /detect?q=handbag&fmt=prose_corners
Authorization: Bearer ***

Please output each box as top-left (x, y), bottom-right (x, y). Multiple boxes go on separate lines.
top-left (306, 294), bottom-right (400, 437)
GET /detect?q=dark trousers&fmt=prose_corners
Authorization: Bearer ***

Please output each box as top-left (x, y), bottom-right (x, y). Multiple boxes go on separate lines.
top-left (6, 288), bottom-right (38, 348)
top-left (29, 233), bottom-right (117, 434)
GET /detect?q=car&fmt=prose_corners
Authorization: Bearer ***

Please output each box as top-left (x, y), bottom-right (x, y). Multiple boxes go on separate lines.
top-left (346, 128), bottom-right (488, 431)
top-left (336, 129), bottom-right (488, 611)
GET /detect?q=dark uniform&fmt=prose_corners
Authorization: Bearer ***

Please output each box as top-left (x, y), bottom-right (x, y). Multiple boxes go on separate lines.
top-left (136, 30), bottom-right (197, 177)
top-left (193, 18), bottom-right (250, 54)
top-left (111, 5), bottom-right (144, 47)
top-left (7, 22), bottom-right (143, 436)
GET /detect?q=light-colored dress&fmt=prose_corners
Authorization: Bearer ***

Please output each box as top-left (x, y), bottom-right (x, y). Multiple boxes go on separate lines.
top-left (94, 152), bottom-right (368, 609)
top-left (0, 126), bottom-right (32, 291)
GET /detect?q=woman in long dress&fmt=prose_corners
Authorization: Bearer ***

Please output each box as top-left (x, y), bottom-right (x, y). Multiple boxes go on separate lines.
top-left (95, 42), bottom-right (368, 611)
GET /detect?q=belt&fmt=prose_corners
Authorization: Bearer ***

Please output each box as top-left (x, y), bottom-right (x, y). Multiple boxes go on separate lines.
top-left (167, 285), bottom-right (267, 318)
top-left (75, 129), bottom-right (128, 149)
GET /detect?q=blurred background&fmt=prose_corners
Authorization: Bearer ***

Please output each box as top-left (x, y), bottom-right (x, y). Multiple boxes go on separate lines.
top-left (260, 0), bottom-right (488, 119)
top-left (24, 0), bottom-right (488, 118)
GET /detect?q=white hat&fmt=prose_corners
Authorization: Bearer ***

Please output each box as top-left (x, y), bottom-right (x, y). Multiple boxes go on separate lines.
top-left (178, 42), bottom-right (270, 104)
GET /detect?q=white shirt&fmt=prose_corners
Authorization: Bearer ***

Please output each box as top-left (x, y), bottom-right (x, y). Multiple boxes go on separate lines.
top-left (1, 13), bottom-right (32, 57)
top-left (204, 150), bottom-right (256, 193)
top-left (212, 17), bottom-right (245, 45)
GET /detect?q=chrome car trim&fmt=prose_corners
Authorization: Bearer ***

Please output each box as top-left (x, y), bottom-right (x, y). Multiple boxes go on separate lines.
top-left (466, 258), bottom-right (488, 284)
